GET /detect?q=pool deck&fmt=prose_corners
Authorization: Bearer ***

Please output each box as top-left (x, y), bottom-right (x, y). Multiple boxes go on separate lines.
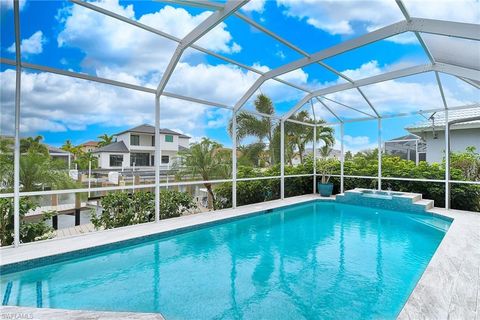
top-left (1, 194), bottom-right (479, 320)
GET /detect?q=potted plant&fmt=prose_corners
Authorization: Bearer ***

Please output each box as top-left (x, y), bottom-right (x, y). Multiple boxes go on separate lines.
top-left (317, 158), bottom-right (336, 197)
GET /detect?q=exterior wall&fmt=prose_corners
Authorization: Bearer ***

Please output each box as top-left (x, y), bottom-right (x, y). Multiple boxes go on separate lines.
top-left (178, 137), bottom-right (189, 148)
top-left (98, 153), bottom-right (129, 169)
top-left (423, 128), bottom-right (480, 163)
top-left (99, 130), bottom-right (190, 169)
top-left (161, 133), bottom-right (179, 151)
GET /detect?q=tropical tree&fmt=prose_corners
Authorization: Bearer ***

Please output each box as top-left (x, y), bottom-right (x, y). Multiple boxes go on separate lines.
top-left (98, 134), bottom-right (113, 147)
top-left (229, 94), bottom-right (277, 165)
top-left (176, 138), bottom-right (231, 209)
top-left (20, 136), bottom-right (48, 155)
top-left (237, 143), bottom-right (265, 167)
top-left (75, 151), bottom-right (98, 170)
top-left (19, 150), bottom-right (77, 192)
top-left (319, 145), bottom-right (332, 158)
top-left (285, 110), bottom-right (335, 164)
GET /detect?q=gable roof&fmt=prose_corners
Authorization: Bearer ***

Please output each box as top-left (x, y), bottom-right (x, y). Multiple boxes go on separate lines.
top-left (114, 124), bottom-right (190, 139)
top-left (79, 140), bottom-right (99, 147)
top-left (406, 107), bottom-right (480, 132)
top-left (386, 134), bottom-right (422, 142)
top-left (46, 145), bottom-right (71, 155)
top-left (93, 141), bottom-right (129, 153)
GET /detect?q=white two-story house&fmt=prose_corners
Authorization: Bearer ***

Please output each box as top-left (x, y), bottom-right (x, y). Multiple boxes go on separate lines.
top-left (94, 124), bottom-right (190, 169)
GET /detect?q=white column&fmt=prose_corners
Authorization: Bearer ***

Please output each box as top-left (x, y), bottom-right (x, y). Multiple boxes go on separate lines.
top-left (155, 96), bottom-right (160, 222)
top-left (415, 140), bottom-right (419, 165)
top-left (313, 125), bottom-right (317, 194)
top-left (445, 110), bottom-right (450, 210)
top-left (13, 0), bottom-right (22, 247)
top-left (232, 112), bottom-right (237, 208)
top-left (88, 160), bottom-right (91, 197)
top-left (280, 120), bottom-right (285, 199)
top-left (377, 118), bottom-right (382, 191)
top-left (340, 123), bottom-right (345, 193)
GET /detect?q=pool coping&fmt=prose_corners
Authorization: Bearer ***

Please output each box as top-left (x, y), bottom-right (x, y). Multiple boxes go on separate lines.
top-left (1, 195), bottom-right (478, 319)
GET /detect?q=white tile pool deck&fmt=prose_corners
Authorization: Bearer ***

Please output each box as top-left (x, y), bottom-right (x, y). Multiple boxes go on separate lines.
top-left (1, 194), bottom-right (479, 319)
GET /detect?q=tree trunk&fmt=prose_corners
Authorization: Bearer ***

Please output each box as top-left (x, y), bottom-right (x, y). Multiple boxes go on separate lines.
top-left (204, 183), bottom-right (216, 210)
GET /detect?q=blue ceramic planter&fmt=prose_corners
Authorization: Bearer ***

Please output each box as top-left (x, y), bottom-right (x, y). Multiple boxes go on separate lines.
top-left (318, 182), bottom-right (333, 197)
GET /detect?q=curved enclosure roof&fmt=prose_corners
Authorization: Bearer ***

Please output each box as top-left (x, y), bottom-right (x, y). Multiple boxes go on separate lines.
top-left (2, 0), bottom-right (478, 127)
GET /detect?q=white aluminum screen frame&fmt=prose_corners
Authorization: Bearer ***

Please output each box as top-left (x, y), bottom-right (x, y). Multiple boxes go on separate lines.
top-left (4, 0), bottom-right (479, 247)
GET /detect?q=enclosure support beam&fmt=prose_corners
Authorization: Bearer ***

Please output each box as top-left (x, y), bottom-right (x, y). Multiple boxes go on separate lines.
top-left (234, 20), bottom-right (410, 112)
top-left (232, 113), bottom-right (237, 208)
top-left (13, 0), bottom-right (22, 247)
top-left (154, 96), bottom-right (161, 222)
top-left (377, 118), bottom-right (382, 191)
top-left (280, 120), bottom-right (285, 200)
top-left (156, 0), bottom-right (248, 96)
top-left (435, 72), bottom-right (448, 110)
top-left (445, 110), bottom-right (450, 210)
top-left (340, 124), bottom-right (345, 193)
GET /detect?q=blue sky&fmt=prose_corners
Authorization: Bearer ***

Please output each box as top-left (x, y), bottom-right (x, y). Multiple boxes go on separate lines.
top-left (1, 0), bottom-right (478, 152)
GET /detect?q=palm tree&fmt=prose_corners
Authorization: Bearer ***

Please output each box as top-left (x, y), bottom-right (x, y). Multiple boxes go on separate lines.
top-left (98, 134), bottom-right (113, 147)
top-left (285, 110), bottom-right (335, 164)
top-left (237, 142), bottom-right (265, 167)
top-left (20, 136), bottom-right (49, 155)
top-left (229, 94), bottom-right (277, 165)
top-left (176, 138), bottom-right (231, 209)
top-left (319, 145), bottom-right (332, 158)
top-left (19, 150), bottom-right (77, 192)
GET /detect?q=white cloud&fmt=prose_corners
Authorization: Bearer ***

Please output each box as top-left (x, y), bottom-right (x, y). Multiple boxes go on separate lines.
top-left (2, 0), bottom-right (26, 11)
top-left (0, 69), bottom-right (232, 141)
top-left (241, 0), bottom-right (266, 13)
top-left (7, 30), bottom-right (46, 55)
top-left (310, 60), bottom-right (477, 120)
top-left (343, 135), bottom-right (369, 145)
top-left (276, 0), bottom-right (479, 43)
top-left (57, 1), bottom-right (241, 80)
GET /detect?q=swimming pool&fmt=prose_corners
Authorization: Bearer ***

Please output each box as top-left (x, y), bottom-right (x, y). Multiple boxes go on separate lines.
top-left (1, 201), bottom-right (451, 319)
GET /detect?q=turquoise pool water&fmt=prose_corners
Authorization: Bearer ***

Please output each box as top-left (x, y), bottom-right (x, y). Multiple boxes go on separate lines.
top-left (1, 201), bottom-right (450, 319)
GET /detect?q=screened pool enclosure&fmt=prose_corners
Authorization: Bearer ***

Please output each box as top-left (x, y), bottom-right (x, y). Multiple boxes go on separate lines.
top-left (1, 0), bottom-right (479, 247)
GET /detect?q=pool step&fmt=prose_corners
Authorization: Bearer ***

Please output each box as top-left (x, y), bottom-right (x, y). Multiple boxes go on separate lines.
top-left (413, 199), bottom-right (434, 210)
top-left (336, 189), bottom-right (435, 212)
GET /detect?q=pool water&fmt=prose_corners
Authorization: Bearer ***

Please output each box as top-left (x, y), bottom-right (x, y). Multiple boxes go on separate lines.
top-left (1, 201), bottom-right (450, 319)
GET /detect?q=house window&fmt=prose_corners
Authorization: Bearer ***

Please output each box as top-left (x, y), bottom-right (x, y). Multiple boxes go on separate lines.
top-left (109, 155), bottom-right (123, 167)
top-left (161, 155), bottom-right (169, 164)
top-left (151, 136), bottom-right (155, 146)
top-left (131, 134), bottom-right (140, 146)
top-left (131, 153), bottom-right (150, 166)
top-left (165, 135), bottom-right (173, 143)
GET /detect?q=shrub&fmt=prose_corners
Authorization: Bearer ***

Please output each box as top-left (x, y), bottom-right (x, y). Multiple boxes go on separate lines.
top-left (0, 197), bottom-right (55, 246)
top-left (91, 190), bottom-right (196, 230)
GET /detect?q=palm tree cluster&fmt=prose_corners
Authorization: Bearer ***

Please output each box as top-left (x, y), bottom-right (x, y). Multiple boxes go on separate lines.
top-left (60, 134), bottom-right (112, 170)
top-left (176, 138), bottom-right (231, 209)
top-left (0, 136), bottom-right (77, 192)
top-left (229, 94), bottom-right (335, 167)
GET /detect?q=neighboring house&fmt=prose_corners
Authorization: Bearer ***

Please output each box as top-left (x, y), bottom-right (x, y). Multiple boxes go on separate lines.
top-left (46, 145), bottom-right (72, 165)
top-left (78, 141), bottom-right (99, 153)
top-left (0, 135), bottom-right (71, 165)
top-left (406, 107), bottom-right (480, 163)
top-left (384, 134), bottom-right (426, 164)
top-left (93, 124), bottom-right (190, 169)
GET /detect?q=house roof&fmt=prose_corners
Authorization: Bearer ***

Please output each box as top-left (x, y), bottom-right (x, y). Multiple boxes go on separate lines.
top-left (79, 140), bottom-right (99, 147)
top-left (93, 141), bottom-right (129, 153)
top-left (386, 134), bottom-right (422, 142)
top-left (46, 145), bottom-right (71, 155)
top-left (114, 124), bottom-right (190, 139)
top-left (406, 107), bottom-right (480, 132)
